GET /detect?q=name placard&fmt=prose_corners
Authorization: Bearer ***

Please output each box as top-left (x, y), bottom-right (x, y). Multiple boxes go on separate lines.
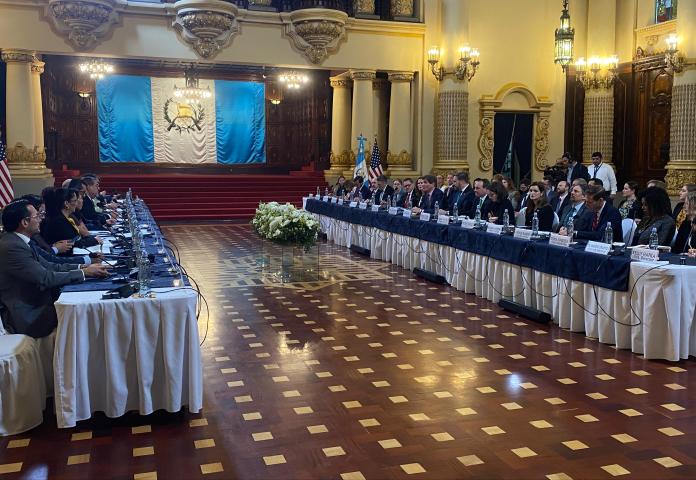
top-left (331, 197), bottom-right (338, 203)
top-left (631, 247), bottom-right (660, 262)
top-left (402, 209), bottom-right (412, 219)
top-left (460, 219), bottom-right (476, 229)
top-left (420, 212), bottom-right (431, 222)
top-left (437, 214), bottom-right (450, 225)
top-left (322, 195), bottom-right (329, 202)
top-left (549, 232), bottom-right (571, 248)
top-left (585, 240), bottom-right (611, 255)
top-left (358, 202), bottom-right (367, 210)
top-left (487, 223), bottom-right (503, 235)
top-left (514, 228), bottom-right (533, 240)
top-left (349, 201), bottom-right (358, 208)
top-left (371, 204), bottom-right (380, 212)
top-left (338, 199), bottom-right (344, 205)
top-left (388, 207), bottom-right (399, 215)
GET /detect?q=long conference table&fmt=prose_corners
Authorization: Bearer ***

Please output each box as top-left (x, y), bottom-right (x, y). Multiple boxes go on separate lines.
top-left (306, 198), bottom-right (696, 362)
top-left (51, 201), bottom-right (203, 428)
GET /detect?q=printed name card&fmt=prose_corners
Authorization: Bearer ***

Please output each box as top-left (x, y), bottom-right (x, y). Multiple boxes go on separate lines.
top-left (331, 197), bottom-right (338, 203)
top-left (460, 219), bottom-right (476, 229)
top-left (338, 198), bottom-right (344, 205)
top-left (358, 202), bottom-right (367, 210)
top-left (349, 201), bottom-right (358, 208)
top-left (371, 204), bottom-right (380, 212)
top-left (437, 214), bottom-right (450, 225)
top-left (549, 232), bottom-right (571, 248)
top-left (402, 209), bottom-right (412, 218)
top-left (585, 240), bottom-right (611, 255)
top-left (388, 207), bottom-right (399, 215)
top-left (322, 195), bottom-right (329, 201)
top-left (631, 247), bottom-right (660, 262)
top-left (514, 228), bottom-right (533, 240)
top-left (420, 212), bottom-right (431, 222)
top-left (486, 223), bottom-right (503, 235)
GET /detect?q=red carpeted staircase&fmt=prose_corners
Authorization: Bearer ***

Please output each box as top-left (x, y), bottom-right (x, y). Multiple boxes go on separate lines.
top-left (56, 168), bottom-right (328, 221)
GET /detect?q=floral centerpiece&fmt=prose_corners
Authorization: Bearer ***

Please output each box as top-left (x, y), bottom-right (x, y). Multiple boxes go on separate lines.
top-left (252, 202), bottom-right (320, 250)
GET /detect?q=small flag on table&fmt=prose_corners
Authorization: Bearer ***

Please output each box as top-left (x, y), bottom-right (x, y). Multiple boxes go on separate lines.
top-left (368, 137), bottom-right (383, 181)
top-left (0, 140), bottom-right (14, 208)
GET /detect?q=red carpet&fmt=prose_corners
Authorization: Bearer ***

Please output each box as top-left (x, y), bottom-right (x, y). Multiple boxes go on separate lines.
top-left (57, 170), bottom-right (328, 221)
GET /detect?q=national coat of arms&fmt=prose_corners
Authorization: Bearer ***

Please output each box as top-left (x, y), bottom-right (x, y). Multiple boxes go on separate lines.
top-left (163, 98), bottom-right (205, 133)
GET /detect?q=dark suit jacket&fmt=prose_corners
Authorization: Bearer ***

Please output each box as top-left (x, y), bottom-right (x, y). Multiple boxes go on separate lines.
top-left (568, 163), bottom-right (590, 183)
top-left (632, 215), bottom-right (676, 247)
top-left (517, 193), bottom-right (529, 212)
top-left (374, 185), bottom-right (395, 204)
top-left (30, 239), bottom-right (88, 265)
top-left (418, 188), bottom-right (445, 213)
top-left (0, 233), bottom-right (84, 338)
top-left (396, 189), bottom-right (420, 208)
top-left (672, 219), bottom-right (694, 253)
top-left (559, 203), bottom-right (587, 228)
top-left (673, 202), bottom-right (684, 221)
top-left (551, 194), bottom-right (570, 216)
top-left (40, 214), bottom-right (98, 252)
top-left (443, 185), bottom-right (475, 216)
top-left (575, 203), bottom-right (624, 243)
top-left (81, 195), bottom-right (109, 228)
top-left (467, 196), bottom-right (490, 219)
top-left (525, 204), bottom-right (555, 231)
top-left (359, 183), bottom-right (371, 200)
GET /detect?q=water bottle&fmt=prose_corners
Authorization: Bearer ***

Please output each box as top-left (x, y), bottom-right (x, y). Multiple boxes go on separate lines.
top-left (649, 227), bottom-right (659, 249)
top-left (566, 215), bottom-right (574, 239)
top-left (604, 221), bottom-right (613, 244)
top-left (503, 210), bottom-right (509, 230)
top-left (433, 201), bottom-right (440, 216)
top-left (453, 203), bottom-right (460, 222)
top-left (531, 211), bottom-right (539, 238)
top-left (316, 186), bottom-right (320, 196)
top-left (474, 203), bottom-right (482, 227)
top-left (138, 256), bottom-right (152, 297)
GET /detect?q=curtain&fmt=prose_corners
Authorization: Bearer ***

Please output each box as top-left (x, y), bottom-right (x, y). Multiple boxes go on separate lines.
top-left (214, 80), bottom-right (266, 164)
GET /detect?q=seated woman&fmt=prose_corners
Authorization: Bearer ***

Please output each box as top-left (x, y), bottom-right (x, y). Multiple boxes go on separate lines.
top-left (673, 183), bottom-right (696, 230)
top-left (524, 182), bottom-right (554, 231)
top-left (631, 187), bottom-right (675, 246)
top-left (40, 188), bottom-right (99, 252)
top-left (673, 191), bottom-right (696, 254)
top-left (502, 176), bottom-right (520, 210)
top-left (618, 181), bottom-right (641, 220)
top-left (482, 181), bottom-right (515, 225)
top-left (333, 176), bottom-right (347, 197)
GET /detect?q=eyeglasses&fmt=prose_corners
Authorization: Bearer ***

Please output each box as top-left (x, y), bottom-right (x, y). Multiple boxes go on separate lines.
top-left (25, 212), bottom-right (44, 220)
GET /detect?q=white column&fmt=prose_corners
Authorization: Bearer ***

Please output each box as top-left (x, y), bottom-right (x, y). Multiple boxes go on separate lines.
top-left (1, 49), bottom-right (52, 195)
top-left (328, 76), bottom-right (352, 181)
top-left (387, 71), bottom-right (414, 175)
top-left (350, 69), bottom-right (376, 162)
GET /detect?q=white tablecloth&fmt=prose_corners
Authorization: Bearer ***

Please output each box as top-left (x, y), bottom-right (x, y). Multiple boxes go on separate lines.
top-left (318, 215), bottom-right (696, 361)
top-left (53, 288), bottom-right (203, 428)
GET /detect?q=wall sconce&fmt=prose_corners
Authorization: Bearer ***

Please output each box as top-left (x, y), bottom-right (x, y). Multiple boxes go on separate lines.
top-left (575, 55), bottom-right (618, 89)
top-left (665, 34), bottom-right (685, 73)
top-left (427, 46), bottom-right (480, 82)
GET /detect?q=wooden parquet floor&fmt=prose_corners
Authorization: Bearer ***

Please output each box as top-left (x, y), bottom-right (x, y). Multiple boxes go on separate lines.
top-left (1, 224), bottom-right (695, 480)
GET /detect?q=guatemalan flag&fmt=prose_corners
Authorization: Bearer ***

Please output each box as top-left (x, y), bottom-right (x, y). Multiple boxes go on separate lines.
top-left (96, 75), bottom-right (266, 164)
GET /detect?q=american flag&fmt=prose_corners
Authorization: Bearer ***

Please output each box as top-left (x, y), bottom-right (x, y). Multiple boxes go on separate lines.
top-left (0, 139), bottom-right (13, 208)
top-left (368, 138), bottom-right (383, 181)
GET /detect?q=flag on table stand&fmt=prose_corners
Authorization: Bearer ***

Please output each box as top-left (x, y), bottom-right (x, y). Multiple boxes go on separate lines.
top-left (368, 137), bottom-right (383, 181)
top-left (0, 140), bottom-right (14, 208)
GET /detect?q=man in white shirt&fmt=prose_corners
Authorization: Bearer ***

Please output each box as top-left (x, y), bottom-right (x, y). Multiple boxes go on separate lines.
top-left (589, 151), bottom-right (617, 197)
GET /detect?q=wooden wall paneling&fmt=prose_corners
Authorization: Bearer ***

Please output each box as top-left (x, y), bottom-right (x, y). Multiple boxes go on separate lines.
top-left (563, 68), bottom-right (585, 162)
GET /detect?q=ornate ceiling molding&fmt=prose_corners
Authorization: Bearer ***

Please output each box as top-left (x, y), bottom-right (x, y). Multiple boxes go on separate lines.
top-left (45, 0), bottom-right (120, 51)
top-left (283, 8), bottom-right (349, 65)
top-left (172, 0), bottom-right (241, 59)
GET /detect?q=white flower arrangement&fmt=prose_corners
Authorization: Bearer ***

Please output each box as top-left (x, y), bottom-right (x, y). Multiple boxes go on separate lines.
top-left (252, 202), bottom-right (320, 249)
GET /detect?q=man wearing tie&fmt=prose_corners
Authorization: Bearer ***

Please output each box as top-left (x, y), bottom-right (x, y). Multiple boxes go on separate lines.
top-left (590, 152), bottom-right (617, 198)
top-left (560, 186), bottom-right (622, 242)
top-left (412, 175), bottom-right (444, 215)
top-left (559, 183), bottom-right (588, 228)
top-left (441, 172), bottom-right (474, 216)
top-left (373, 175), bottom-right (395, 205)
top-left (550, 180), bottom-right (570, 217)
top-left (467, 178), bottom-right (491, 218)
top-left (396, 178), bottom-right (420, 208)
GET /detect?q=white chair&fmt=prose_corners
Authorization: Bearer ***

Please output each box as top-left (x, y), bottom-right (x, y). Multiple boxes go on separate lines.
top-left (0, 332), bottom-right (46, 436)
top-left (622, 218), bottom-right (637, 245)
top-left (516, 207), bottom-right (527, 227)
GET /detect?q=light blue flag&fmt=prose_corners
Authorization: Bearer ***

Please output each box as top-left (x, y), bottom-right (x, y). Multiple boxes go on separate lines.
top-left (353, 133), bottom-right (367, 179)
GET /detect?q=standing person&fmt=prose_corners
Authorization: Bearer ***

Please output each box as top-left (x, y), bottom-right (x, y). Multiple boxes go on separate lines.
top-left (589, 152), bottom-right (618, 198)
top-left (563, 152), bottom-right (590, 183)
top-left (618, 181), bottom-right (641, 220)
top-left (524, 182), bottom-right (555, 232)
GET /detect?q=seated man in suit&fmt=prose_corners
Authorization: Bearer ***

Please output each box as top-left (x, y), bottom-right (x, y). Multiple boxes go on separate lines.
top-left (550, 180), bottom-right (570, 217)
top-left (82, 175), bottom-right (115, 229)
top-left (374, 175), bottom-right (395, 205)
top-left (558, 183), bottom-right (587, 229)
top-left (412, 175), bottom-right (444, 215)
top-left (559, 186), bottom-right (623, 242)
top-left (440, 172), bottom-right (474, 216)
top-left (467, 178), bottom-right (491, 218)
top-left (396, 178), bottom-right (420, 208)
top-left (0, 200), bottom-right (109, 338)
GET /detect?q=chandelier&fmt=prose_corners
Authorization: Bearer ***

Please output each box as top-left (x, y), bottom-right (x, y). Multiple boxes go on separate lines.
top-left (427, 45), bottom-right (480, 82)
top-left (279, 71), bottom-right (309, 89)
top-left (78, 59), bottom-right (114, 80)
top-left (174, 67), bottom-right (211, 105)
top-left (554, 0), bottom-right (575, 71)
top-left (575, 56), bottom-right (618, 89)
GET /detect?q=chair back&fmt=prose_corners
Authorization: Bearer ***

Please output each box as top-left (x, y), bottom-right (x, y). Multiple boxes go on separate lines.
top-left (622, 218), bottom-right (637, 245)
